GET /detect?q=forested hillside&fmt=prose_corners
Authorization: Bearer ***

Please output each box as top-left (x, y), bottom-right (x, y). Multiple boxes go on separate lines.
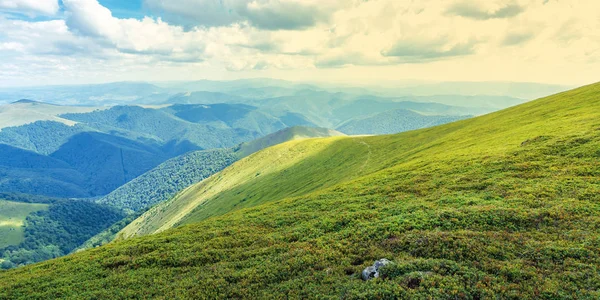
top-left (97, 149), bottom-right (238, 213)
top-left (59, 105), bottom-right (264, 150)
top-left (0, 121), bottom-right (90, 155)
top-left (336, 109), bottom-right (471, 135)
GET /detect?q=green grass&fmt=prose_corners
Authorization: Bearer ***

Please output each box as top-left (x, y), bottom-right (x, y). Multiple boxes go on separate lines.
top-left (120, 126), bottom-right (346, 238)
top-left (2, 82), bottom-right (600, 298)
top-left (0, 200), bottom-right (48, 249)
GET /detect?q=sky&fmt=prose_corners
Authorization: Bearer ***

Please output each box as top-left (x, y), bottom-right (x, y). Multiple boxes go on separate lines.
top-left (0, 0), bottom-right (598, 87)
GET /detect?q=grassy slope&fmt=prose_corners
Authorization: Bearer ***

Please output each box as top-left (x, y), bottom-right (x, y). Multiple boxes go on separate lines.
top-left (119, 126), bottom-right (346, 238)
top-left (0, 200), bottom-right (48, 248)
top-left (119, 136), bottom-right (349, 238)
top-left (2, 83), bottom-right (600, 298)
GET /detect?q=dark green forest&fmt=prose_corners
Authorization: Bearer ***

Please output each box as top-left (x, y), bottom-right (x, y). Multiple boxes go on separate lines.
top-left (97, 148), bottom-right (238, 212)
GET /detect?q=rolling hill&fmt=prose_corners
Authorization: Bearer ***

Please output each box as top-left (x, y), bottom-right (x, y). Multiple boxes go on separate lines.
top-left (246, 92), bottom-right (481, 129)
top-left (2, 83), bottom-right (598, 298)
top-left (161, 103), bottom-right (294, 136)
top-left (59, 105), bottom-right (265, 150)
top-left (0, 100), bottom-right (105, 130)
top-left (165, 88), bottom-right (487, 129)
top-left (164, 91), bottom-right (250, 105)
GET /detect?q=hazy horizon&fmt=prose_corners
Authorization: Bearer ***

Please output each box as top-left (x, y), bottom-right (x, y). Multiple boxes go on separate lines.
top-left (0, 77), bottom-right (577, 90)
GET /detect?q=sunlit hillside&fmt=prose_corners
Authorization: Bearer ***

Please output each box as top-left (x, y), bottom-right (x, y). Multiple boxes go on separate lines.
top-left (2, 83), bottom-right (599, 298)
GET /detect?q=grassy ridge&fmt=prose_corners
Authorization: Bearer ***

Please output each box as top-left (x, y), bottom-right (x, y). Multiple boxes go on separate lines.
top-left (119, 136), bottom-right (349, 237)
top-left (0, 200), bottom-right (47, 249)
top-left (119, 126), bottom-right (346, 238)
top-left (1, 83), bottom-right (600, 298)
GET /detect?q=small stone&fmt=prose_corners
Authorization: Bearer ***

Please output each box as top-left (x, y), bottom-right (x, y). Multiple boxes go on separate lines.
top-left (361, 266), bottom-right (377, 281)
top-left (373, 258), bottom-right (391, 270)
top-left (361, 259), bottom-right (392, 281)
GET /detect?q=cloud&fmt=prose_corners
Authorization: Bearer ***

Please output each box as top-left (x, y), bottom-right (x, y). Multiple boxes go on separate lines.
top-left (446, 1), bottom-right (525, 20)
top-left (315, 53), bottom-right (370, 68)
top-left (144, 0), bottom-right (346, 30)
top-left (0, 16), bottom-right (94, 56)
top-left (143, 0), bottom-right (243, 28)
top-left (63, 0), bottom-right (121, 38)
top-left (61, 0), bottom-right (208, 59)
top-left (315, 51), bottom-right (399, 68)
top-left (502, 31), bottom-right (535, 46)
top-left (0, 41), bottom-right (24, 51)
top-left (1, 0), bottom-right (600, 86)
top-left (0, 0), bottom-right (59, 16)
top-left (382, 37), bottom-right (478, 61)
top-left (240, 0), bottom-right (332, 30)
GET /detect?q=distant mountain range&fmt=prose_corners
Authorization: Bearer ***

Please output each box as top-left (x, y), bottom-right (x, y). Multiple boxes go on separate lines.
top-left (0, 79), bottom-right (570, 108)
top-left (0, 101), bottom-right (308, 198)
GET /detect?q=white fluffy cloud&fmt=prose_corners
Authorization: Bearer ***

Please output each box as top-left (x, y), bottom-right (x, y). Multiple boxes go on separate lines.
top-left (63, 0), bottom-right (120, 38)
top-left (0, 0), bottom-right (59, 16)
top-left (62, 0), bottom-right (208, 60)
top-left (0, 0), bottom-right (599, 86)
